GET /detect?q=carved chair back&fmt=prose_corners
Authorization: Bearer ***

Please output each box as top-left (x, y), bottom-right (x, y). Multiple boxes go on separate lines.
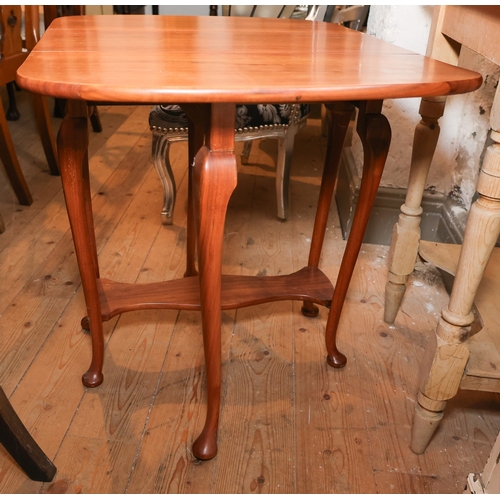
top-left (0, 5), bottom-right (39, 85)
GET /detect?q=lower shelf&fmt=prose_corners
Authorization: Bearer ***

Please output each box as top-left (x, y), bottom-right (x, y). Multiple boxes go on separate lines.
top-left (97, 266), bottom-right (334, 321)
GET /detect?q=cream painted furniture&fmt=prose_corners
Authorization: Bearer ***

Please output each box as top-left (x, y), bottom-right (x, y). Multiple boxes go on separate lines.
top-left (466, 428), bottom-right (500, 493)
top-left (383, 6), bottom-right (500, 454)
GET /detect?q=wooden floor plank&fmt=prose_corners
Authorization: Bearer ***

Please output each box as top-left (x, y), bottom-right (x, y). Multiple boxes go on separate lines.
top-left (127, 139), bottom-right (252, 493)
top-left (288, 123), bottom-right (377, 494)
top-left (0, 123), bottom-right (153, 396)
top-left (346, 248), bottom-right (441, 490)
top-left (37, 163), bottom-right (169, 493)
top-left (121, 138), bottom-right (218, 494)
top-left (0, 192), bottom-right (71, 313)
top-left (0, 93), bottom-right (135, 242)
top-left (210, 138), bottom-right (297, 494)
top-left (0, 106), bottom-right (151, 314)
top-left (0, 288), bottom-right (97, 493)
top-left (126, 308), bottom-right (222, 494)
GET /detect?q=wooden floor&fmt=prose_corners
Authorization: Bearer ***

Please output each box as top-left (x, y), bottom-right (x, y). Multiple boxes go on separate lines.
top-left (1, 90), bottom-right (500, 494)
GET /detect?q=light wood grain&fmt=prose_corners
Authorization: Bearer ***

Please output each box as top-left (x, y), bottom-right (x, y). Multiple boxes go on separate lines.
top-left (383, 5), bottom-right (500, 455)
top-left (419, 241), bottom-right (500, 388)
top-left (440, 6), bottom-right (500, 66)
top-left (384, 97), bottom-right (446, 324)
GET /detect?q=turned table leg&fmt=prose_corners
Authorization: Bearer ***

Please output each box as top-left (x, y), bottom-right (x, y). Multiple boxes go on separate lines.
top-left (185, 104), bottom-right (237, 460)
top-left (58, 101), bottom-right (104, 388)
top-left (384, 97), bottom-right (446, 324)
top-left (411, 89), bottom-right (500, 453)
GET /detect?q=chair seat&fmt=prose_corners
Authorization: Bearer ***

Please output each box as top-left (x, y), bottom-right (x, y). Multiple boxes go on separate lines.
top-left (149, 103), bottom-right (310, 131)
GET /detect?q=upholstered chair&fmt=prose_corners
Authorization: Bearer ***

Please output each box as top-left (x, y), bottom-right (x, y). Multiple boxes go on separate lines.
top-left (148, 5), bottom-right (319, 224)
top-left (149, 5), bottom-right (369, 225)
top-left (149, 100), bottom-right (312, 224)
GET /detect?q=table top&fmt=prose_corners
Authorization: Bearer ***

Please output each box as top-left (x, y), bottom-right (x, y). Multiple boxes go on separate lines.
top-left (17, 15), bottom-right (482, 104)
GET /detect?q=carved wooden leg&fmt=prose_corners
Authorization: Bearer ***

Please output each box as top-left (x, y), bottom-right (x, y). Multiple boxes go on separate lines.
top-left (240, 140), bottom-right (252, 165)
top-left (0, 386), bottom-right (56, 482)
top-left (187, 104), bottom-right (237, 460)
top-left (275, 121), bottom-right (298, 221)
top-left (152, 131), bottom-right (177, 225)
top-left (384, 97), bottom-right (446, 324)
top-left (82, 146), bottom-right (99, 278)
top-left (411, 139), bottom-right (500, 454)
top-left (302, 102), bottom-right (355, 318)
top-left (324, 101), bottom-right (391, 368)
top-left (58, 101), bottom-right (104, 388)
top-left (0, 97), bottom-right (32, 206)
top-left (32, 94), bottom-right (59, 176)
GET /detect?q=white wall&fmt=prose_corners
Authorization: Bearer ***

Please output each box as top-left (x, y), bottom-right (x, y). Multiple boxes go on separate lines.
top-left (352, 5), bottom-right (500, 211)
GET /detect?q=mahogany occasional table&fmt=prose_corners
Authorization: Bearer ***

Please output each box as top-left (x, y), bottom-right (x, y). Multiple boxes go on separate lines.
top-left (16, 15), bottom-right (482, 460)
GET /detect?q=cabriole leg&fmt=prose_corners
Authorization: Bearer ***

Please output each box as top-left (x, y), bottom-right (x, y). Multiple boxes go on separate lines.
top-left (302, 102), bottom-right (355, 318)
top-left (152, 131), bottom-right (177, 225)
top-left (275, 120), bottom-right (299, 221)
top-left (185, 104), bottom-right (237, 460)
top-left (324, 101), bottom-right (391, 368)
top-left (58, 101), bottom-right (104, 388)
top-left (184, 116), bottom-right (204, 278)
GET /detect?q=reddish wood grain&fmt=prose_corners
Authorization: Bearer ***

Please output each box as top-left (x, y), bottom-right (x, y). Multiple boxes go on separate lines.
top-left (10, 14), bottom-right (485, 467)
top-left (17, 16), bottom-right (482, 104)
top-left (96, 267), bottom-right (333, 319)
